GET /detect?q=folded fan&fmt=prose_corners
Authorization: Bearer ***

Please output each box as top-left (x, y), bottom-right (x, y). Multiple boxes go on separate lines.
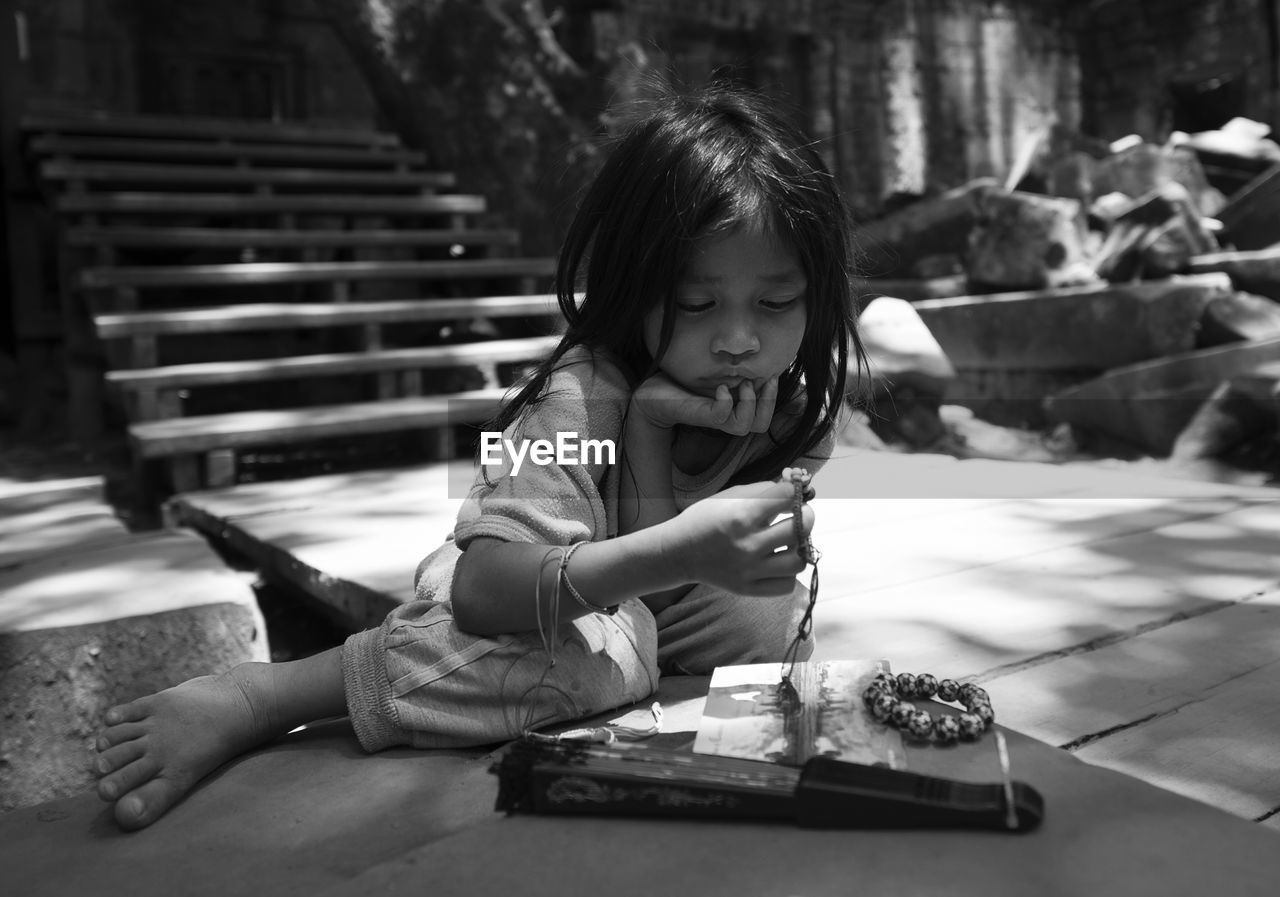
top-left (491, 736), bottom-right (1044, 833)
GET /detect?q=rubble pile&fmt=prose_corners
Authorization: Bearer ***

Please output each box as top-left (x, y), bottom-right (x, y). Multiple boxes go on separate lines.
top-left (853, 117), bottom-right (1280, 480)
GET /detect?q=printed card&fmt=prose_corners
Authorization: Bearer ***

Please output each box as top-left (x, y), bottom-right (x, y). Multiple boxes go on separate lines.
top-left (693, 659), bottom-right (904, 768)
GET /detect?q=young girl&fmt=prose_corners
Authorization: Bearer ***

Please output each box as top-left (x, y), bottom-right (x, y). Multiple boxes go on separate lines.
top-left (93, 83), bottom-right (865, 830)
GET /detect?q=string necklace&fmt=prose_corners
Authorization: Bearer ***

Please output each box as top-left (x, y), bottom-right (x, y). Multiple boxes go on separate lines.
top-left (777, 467), bottom-right (820, 709)
top-left (503, 547), bottom-right (564, 739)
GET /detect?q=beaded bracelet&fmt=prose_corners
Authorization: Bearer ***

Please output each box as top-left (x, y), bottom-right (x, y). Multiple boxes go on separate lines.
top-left (789, 467), bottom-right (819, 565)
top-left (559, 542), bottom-right (617, 616)
top-left (861, 672), bottom-right (995, 744)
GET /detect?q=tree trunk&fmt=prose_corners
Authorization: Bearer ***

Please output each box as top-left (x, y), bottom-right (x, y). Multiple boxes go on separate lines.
top-left (315, 0), bottom-right (606, 255)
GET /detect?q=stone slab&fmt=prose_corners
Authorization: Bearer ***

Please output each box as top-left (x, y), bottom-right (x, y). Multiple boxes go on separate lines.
top-left (1198, 289), bottom-right (1280, 345)
top-left (984, 591), bottom-right (1280, 751)
top-left (861, 275), bottom-right (969, 301)
top-left (3, 678), bottom-right (1279, 897)
top-left (1215, 164), bottom-right (1280, 250)
top-left (1045, 334), bottom-right (1280, 455)
top-left (810, 498), bottom-right (1280, 675)
top-left (0, 601), bottom-right (267, 811)
top-left (855, 177), bottom-right (998, 277)
top-left (1073, 660), bottom-right (1280, 820)
top-left (913, 273), bottom-right (1232, 371)
top-left (1190, 246), bottom-right (1280, 302)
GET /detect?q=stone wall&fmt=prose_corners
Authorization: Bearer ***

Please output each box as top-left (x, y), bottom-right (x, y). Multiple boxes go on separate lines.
top-left (14, 0), bottom-right (377, 126)
top-left (14, 0), bottom-right (1275, 214)
top-left (608, 0), bottom-right (1081, 218)
top-left (11, 0), bottom-right (1083, 218)
top-left (1077, 0), bottom-right (1280, 142)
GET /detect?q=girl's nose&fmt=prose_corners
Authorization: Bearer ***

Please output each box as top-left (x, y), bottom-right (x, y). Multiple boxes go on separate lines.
top-left (712, 317), bottom-right (760, 359)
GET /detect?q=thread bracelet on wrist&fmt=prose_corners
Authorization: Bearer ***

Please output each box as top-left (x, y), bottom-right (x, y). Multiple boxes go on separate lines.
top-left (560, 542), bottom-right (617, 616)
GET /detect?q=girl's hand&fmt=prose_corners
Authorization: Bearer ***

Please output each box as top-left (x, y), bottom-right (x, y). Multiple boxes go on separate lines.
top-left (662, 478), bottom-right (815, 596)
top-left (632, 373), bottom-right (778, 436)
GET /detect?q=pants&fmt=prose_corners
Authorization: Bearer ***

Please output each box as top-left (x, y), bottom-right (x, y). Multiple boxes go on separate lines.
top-left (341, 577), bottom-right (814, 752)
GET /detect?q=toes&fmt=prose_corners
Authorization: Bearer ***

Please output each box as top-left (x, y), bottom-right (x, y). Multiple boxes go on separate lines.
top-left (95, 737), bottom-right (145, 777)
top-left (96, 721), bottom-right (147, 751)
top-left (103, 697), bottom-right (152, 727)
top-left (97, 754), bottom-right (159, 803)
top-left (113, 777), bottom-right (183, 831)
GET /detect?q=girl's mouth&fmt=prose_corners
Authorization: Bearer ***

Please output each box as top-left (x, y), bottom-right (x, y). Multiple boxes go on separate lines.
top-left (704, 374), bottom-right (762, 391)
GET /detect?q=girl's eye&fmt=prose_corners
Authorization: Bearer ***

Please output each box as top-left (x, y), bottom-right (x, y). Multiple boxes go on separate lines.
top-left (761, 296), bottom-right (801, 311)
top-left (675, 299), bottom-right (713, 314)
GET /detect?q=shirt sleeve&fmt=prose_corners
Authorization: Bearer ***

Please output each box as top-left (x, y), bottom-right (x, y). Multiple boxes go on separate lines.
top-left (452, 348), bottom-right (630, 549)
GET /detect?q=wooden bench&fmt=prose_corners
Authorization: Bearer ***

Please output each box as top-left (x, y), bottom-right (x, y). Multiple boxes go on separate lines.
top-left (94, 294), bottom-right (561, 339)
top-left (27, 133), bottom-right (428, 169)
top-left (39, 159), bottom-right (457, 193)
top-left (25, 113), bottom-right (563, 510)
top-left (21, 112), bottom-right (405, 147)
top-left (80, 257), bottom-right (556, 292)
top-left (55, 191), bottom-right (489, 217)
top-left (78, 258), bottom-right (557, 317)
top-left (94, 293), bottom-right (566, 499)
top-left (65, 226), bottom-right (521, 262)
top-left (106, 335), bottom-right (561, 396)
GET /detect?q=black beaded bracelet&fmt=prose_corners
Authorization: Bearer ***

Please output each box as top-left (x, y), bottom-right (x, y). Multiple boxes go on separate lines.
top-left (862, 671), bottom-right (995, 744)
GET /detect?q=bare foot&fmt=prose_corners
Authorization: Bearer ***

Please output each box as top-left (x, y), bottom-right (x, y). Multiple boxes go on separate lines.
top-left (94, 663), bottom-right (286, 830)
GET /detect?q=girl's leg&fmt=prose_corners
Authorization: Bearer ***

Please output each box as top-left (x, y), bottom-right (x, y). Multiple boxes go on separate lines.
top-left (94, 647), bottom-right (346, 831)
top-left (344, 598), bottom-right (659, 751)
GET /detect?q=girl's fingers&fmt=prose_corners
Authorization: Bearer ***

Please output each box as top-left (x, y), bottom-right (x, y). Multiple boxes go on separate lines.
top-left (725, 381), bottom-right (757, 435)
top-left (711, 384), bottom-right (735, 424)
top-left (672, 386), bottom-right (732, 429)
top-left (768, 545), bottom-right (809, 575)
top-left (710, 478), bottom-right (803, 525)
top-left (747, 574), bottom-right (807, 597)
top-left (757, 503), bottom-right (814, 555)
top-left (781, 465), bottom-right (816, 501)
top-left (752, 376), bottom-right (779, 433)
top-left (636, 373), bottom-right (743, 429)
top-left (763, 575), bottom-right (805, 595)
top-left (753, 478), bottom-right (804, 521)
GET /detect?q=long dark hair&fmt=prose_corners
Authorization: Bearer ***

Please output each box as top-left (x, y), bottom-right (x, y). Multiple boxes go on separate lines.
top-left (491, 83), bottom-right (865, 484)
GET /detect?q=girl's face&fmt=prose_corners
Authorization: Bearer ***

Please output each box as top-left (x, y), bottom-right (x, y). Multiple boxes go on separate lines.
top-left (644, 226), bottom-right (808, 398)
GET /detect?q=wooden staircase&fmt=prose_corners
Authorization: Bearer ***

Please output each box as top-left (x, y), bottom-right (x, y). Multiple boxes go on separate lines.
top-left (23, 113), bottom-right (563, 516)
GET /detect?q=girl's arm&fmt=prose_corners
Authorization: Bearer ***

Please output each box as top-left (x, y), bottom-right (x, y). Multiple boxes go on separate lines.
top-left (451, 527), bottom-right (682, 635)
top-left (452, 475), bottom-right (812, 636)
top-left (616, 408), bottom-right (688, 614)
top-left (451, 374), bottom-right (793, 635)
top-left (452, 407), bottom-right (687, 634)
